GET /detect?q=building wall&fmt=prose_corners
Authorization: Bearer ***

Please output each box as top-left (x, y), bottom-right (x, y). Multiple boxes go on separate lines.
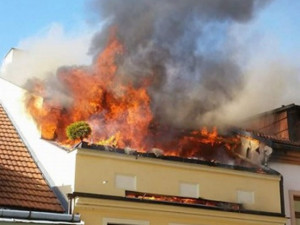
top-left (75, 148), bottom-right (282, 214)
top-left (0, 48), bottom-right (14, 74)
top-left (74, 197), bottom-right (286, 225)
top-left (270, 162), bottom-right (300, 225)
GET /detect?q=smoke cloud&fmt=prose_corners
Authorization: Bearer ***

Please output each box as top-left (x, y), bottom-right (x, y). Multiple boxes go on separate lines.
top-left (1, 23), bottom-right (94, 87)
top-left (5, 0), bottom-right (298, 133)
top-left (88, 0), bottom-right (272, 128)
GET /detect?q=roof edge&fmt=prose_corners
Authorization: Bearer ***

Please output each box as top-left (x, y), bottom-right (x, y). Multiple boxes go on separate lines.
top-left (0, 208), bottom-right (82, 224)
top-left (68, 192), bottom-right (285, 218)
top-left (244, 104), bottom-right (299, 121)
top-left (77, 142), bottom-right (281, 176)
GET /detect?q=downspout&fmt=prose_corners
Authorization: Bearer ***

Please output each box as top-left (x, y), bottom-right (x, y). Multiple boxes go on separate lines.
top-left (68, 194), bottom-right (74, 214)
top-left (280, 175), bottom-right (285, 217)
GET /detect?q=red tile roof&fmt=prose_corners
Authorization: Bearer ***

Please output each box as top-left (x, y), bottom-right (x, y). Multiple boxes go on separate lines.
top-left (253, 131), bottom-right (300, 147)
top-left (239, 129), bottom-right (300, 148)
top-left (0, 104), bottom-right (64, 213)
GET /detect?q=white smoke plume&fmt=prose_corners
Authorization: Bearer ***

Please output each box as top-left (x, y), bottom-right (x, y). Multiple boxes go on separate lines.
top-left (1, 23), bottom-right (95, 87)
top-left (3, 0), bottom-right (298, 130)
top-left (216, 23), bottom-right (300, 124)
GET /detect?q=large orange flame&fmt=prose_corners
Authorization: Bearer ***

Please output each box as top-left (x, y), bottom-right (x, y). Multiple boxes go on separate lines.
top-left (25, 29), bottom-right (245, 161)
top-left (26, 30), bottom-right (153, 149)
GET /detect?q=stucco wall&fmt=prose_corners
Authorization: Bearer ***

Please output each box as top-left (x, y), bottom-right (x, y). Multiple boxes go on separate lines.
top-left (74, 197), bottom-right (286, 225)
top-left (270, 162), bottom-right (300, 225)
top-left (75, 148), bottom-right (282, 213)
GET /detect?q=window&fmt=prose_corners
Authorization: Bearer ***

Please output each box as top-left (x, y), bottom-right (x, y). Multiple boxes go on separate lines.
top-left (169, 223), bottom-right (206, 225)
top-left (237, 190), bottom-right (254, 204)
top-left (289, 191), bottom-right (300, 225)
top-left (115, 174), bottom-right (136, 190)
top-left (103, 218), bottom-right (149, 225)
top-left (179, 182), bottom-right (199, 198)
top-left (108, 224), bottom-right (135, 225)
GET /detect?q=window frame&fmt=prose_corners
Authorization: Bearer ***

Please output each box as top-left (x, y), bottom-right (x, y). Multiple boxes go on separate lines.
top-left (236, 190), bottom-right (255, 205)
top-left (114, 173), bottom-right (137, 191)
top-left (169, 223), bottom-right (206, 225)
top-left (289, 190), bottom-right (300, 225)
top-left (103, 217), bottom-right (149, 225)
top-left (179, 182), bottom-right (199, 198)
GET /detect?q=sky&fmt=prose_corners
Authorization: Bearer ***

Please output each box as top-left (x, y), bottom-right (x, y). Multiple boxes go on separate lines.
top-left (0, 0), bottom-right (299, 61)
top-left (253, 0), bottom-right (300, 60)
top-left (0, 0), bottom-right (88, 59)
top-left (0, 0), bottom-right (299, 120)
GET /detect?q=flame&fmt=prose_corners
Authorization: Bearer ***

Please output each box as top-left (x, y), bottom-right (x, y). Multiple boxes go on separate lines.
top-left (26, 30), bottom-right (152, 148)
top-left (25, 27), bottom-right (246, 163)
top-left (126, 191), bottom-right (241, 210)
top-left (190, 127), bottom-right (218, 145)
top-left (97, 132), bottom-right (120, 147)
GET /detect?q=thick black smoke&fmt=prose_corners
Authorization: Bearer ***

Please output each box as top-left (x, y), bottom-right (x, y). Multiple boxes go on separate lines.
top-left (89, 0), bottom-right (271, 128)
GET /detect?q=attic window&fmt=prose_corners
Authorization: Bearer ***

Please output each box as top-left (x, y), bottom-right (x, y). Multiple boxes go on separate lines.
top-left (179, 182), bottom-right (199, 198)
top-left (237, 190), bottom-right (255, 204)
top-left (169, 224), bottom-right (197, 225)
top-left (103, 218), bottom-right (149, 225)
top-left (115, 174), bottom-right (136, 190)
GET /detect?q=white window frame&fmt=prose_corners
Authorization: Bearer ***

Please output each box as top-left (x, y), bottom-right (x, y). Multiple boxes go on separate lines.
top-left (114, 173), bottom-right (137, 191)
top-left (103, 218), bottom-right (149, 225)
top-left (289, 190), bottom-right (300, 225)
top-left (236, 190), bottom-right (255, 204)
top-left (169, 223), bottom-right (207, 225)
top-left (179, 182), bottom-right (199, 198)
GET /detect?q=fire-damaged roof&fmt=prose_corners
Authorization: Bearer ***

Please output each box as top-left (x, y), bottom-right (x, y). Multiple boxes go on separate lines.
top-left (237, 129), bottom-right (300, 149)
top-left (78, 141), bottom-right (280, 175)
top-left (0, 104), bottom-right (64, 213)
top-left (239, 103), bottom-right (300, 164)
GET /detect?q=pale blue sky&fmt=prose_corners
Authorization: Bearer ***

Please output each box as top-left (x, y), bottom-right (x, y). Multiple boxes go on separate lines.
top-left (0, 0), bottom-right (87, 59)
top-left (0, 0), bottom-right (299, 62)
top-left (253, 0), bottom-right (300, 59)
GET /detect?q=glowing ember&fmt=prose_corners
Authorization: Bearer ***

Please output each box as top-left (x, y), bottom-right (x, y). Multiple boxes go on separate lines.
top-left (97, 132), bottom-right (120, 147)
top-left (125, 191), bottom-right (241, 211)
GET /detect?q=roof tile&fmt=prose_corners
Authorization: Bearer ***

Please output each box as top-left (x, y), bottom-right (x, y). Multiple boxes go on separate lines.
top-left (0, 104), bottom-right (64, 213)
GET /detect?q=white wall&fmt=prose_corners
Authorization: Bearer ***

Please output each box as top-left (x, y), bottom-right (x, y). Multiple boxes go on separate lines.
top-left (0, 77), bottom-right (76, 202)
top-left (0, 49), bottom-right (14, 74)
top-left (270, 162), bottom-right (300, 225)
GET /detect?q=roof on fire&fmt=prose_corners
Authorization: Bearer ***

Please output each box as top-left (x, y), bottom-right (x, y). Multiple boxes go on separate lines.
top-left (0, 103), bottom-right (64, 213)
top-left (236, 129), bottom-right (300, 149)
top-left (237, 103), bottom-right (300, 164)
top-left (77, 141), bottom-right (280, 176)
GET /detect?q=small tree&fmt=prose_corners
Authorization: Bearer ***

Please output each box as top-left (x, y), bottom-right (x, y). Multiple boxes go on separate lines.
top-left (66, 121), bottom-right (91, 141)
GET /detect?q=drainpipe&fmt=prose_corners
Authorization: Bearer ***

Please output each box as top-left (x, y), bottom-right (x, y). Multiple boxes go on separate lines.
top-left (68, 194), bottom-right (75, 214)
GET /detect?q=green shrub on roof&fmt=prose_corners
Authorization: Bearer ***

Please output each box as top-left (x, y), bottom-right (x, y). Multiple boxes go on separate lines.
top-left (66, 121), bottom-right (92, 141)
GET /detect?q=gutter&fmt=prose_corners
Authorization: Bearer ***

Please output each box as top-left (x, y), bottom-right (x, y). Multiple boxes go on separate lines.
top-left (0, 209), bottom-right (82, 224)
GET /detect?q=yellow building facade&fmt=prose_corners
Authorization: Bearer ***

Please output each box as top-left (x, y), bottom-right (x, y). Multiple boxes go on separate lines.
top-left (69, 143), bottom-right (286, 225)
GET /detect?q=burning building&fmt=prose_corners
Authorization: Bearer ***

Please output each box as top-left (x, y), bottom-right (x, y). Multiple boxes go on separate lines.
top-left (67, 141), bottom-right (286, 225)
top-left (0, 0), bottom-right (295, 224)
top-left (240, 104), bottom-right (300, 225)
top-left (23, 0), bottom-right (274, 150)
